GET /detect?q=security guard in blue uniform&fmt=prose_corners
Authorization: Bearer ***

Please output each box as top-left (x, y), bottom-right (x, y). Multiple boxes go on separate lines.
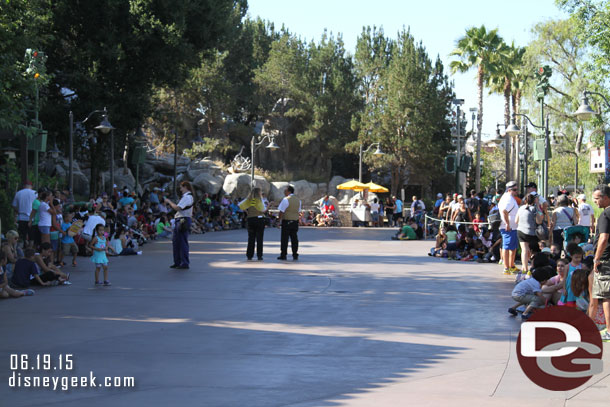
top-left (164, 181), bottom-right (194, 269)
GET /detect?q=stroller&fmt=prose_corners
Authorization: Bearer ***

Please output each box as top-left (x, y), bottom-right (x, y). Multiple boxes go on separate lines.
top-left (562, 225), bottom-right (593, 256)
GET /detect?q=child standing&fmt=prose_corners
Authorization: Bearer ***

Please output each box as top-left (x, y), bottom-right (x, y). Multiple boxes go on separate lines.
top-left (89, 224), bottom-right (110, 286)
top-left (61, 212), bottom-right (78, 267)
top-left (509, 266), bottom-right (554, 320)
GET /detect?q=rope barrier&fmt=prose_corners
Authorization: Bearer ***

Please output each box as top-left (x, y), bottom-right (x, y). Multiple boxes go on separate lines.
top-left (423, 214), bottom-right (491, 239)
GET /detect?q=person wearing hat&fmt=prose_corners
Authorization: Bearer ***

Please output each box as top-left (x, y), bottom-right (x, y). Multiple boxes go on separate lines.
top-left (577, 193), bottom-right (595, 234)
top-left (498, 181), bottom-right (520, 274)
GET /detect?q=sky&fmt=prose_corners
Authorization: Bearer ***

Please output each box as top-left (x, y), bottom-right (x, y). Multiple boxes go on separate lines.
top-left (247, 0), bottom-right (567, 140)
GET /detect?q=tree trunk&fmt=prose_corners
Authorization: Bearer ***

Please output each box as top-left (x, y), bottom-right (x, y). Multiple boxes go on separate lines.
top-left (477, 66), bottom-right (484, 192)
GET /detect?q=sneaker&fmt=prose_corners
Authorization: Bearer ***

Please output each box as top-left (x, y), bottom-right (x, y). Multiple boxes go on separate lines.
top-left (137, 251), bottom-right (143, 255)
top-left (103, 281), bottom-right (111, 286)
top-left (510, 267), bottom-right (521, 274)
top-left (601, 331), bottom-right (610, 342)
top-left (277, 256), bottom-right (287, 261)
top-left (521, 313), bottom-right (531, 320)
top-left (507, 308), bottom-right (518, 316)
top-left (23, 289), bottom-right (35, 296)
top-left (62, 281), bottom-right (72, 285)
top-left (95, 281), bottom-right (102, 285)
top-left (503, 268), bottom-right (512, 275)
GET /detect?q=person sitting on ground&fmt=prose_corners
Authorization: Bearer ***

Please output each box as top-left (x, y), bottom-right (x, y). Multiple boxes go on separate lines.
top-left (35, 242), bottom-right (70, 284)
top-left (392, 219), bottom-right (418, 240)
top-left (2, 230), bottom-right (21, 274)
top-left (11, 248), bottom-right (65, 288)
top-left (156, 214), bottom-right (172, 238)
top-left (508, 265), bottom-right (554, 320)
top-left (1, 252), bottom-right (28, 298)
top-left (108, 227), bottom-right (141, 256)
top-left (542, 257), bottom-right (567, 305)
top-left (558, 243), bottom-right (584, 307)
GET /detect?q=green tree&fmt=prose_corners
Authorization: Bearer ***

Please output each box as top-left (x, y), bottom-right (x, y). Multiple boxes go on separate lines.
top-left (353, 28), bottom-right (453, 195)
top-left (35, 0), bottom-right (246, 193)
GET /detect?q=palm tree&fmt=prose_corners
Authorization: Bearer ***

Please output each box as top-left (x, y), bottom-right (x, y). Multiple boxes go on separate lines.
top-left (488, 42), bottom-right (526, 182)
top-left (450, 26), bottom-right (504, 192)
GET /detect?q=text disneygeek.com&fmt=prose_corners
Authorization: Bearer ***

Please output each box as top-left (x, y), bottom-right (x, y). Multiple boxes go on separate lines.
top-left (8, 354), bottom-right (135, 391)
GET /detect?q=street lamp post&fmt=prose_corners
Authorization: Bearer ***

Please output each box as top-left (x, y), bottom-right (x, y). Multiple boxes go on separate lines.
top-left (250, 133), bottom-right (279, 188)
top-left (506, 113), bottom-right (549, 197)
top-left (574, 90), bottom-right (610, 183)
top-left (358, 142), bottom-right (384, 182)
top-left (470, 107), bottom-right (480, 192)
top-left (68, 107), bottom-right (114, 199)
top-left (453, 99), bottom-right (464, 194)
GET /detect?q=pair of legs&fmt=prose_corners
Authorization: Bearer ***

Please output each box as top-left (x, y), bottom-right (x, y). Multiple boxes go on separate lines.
top-left (510, 293), bottom-right (544, 317)
top-left (500, 229), bottom-right (518, 270)
top-left (63, 243), bottom-right (78, 266)
top-left (94, 264), bottom-right (109, 284)
top-left (0, 285), bottom-right (25, 298)
top-left (172, 218), bottom-right (191, 268)
top-left (280, 220), bottom-right (298, 259)
top-left (246, 217), bottom-right (265, 260)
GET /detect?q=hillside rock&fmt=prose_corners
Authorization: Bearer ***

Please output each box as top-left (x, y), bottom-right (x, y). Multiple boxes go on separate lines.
top-left (192, 172), bottom-right (224, 195)
top-left (222, 173), bottom-right (269, 199)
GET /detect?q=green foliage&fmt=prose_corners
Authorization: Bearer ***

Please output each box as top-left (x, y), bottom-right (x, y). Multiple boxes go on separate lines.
top-left (353, 27), bottom-right (454, 195)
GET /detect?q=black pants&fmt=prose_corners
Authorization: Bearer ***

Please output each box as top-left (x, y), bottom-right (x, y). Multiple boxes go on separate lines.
top-left (280, 220), bottom-right (299, 257)
top-left (32, 271), bottom-right (59, 285)
top-left (18, 220), bottom-right (30, 243)
top-left (247, 217), bottom-right (265, 259)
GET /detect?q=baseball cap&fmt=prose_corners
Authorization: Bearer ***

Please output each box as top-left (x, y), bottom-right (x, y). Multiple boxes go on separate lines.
top-left (578, 194), bottom-right (586, 200)
top-left (526, 182), bottom-right (537, 189)
top-left (124, 188), bottom-right (129, 193)
top-left (457, 194), bottom-right (463, 199)
top-left (506, 181), bottom-right (517, 189)
top-left (437, 193), bottom-right (443, 198)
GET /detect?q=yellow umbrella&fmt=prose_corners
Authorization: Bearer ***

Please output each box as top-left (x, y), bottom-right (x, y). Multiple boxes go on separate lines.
top-left (336, 179), bottom-right (368, 190)
top-left (363, 182), bottom-right (389, 193)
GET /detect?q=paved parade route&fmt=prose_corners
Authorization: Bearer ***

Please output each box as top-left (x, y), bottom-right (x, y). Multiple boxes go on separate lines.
top-left (2, 228), bottom-right (609, 406)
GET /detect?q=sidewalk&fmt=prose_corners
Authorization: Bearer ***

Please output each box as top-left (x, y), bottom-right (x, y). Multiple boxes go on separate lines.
top-left (1, 228), bottom-right (608, 406)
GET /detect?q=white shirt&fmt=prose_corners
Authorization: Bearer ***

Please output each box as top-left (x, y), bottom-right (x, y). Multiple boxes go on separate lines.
top-left (512, 277), bottom-right (542, 297)
top-left (498, 193), bottom-right (518, 230)
top-left (411, 200), bottom-right (425, 213)
top-left (38, 201), bottom-right (52, 227)
top-left (12, 188), bottom-right (37, 221)
top-left (370, 202), bottom-right (380, 213)
top-left (578, 203), bottom-right (593, 227)
top-left (175, 192), bottom-right (194, 219)
top-left (278, 194), bottom-right (301, 213)
top-left (83, 214), bottom-right (106, 236)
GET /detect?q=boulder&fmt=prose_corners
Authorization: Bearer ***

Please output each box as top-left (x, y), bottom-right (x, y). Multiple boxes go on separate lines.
top-left (317, 183), bottom-right (328, 197)
top-left (138, 162), bottom-right (156, 180)
top-left (270, 181), bottom-right (290, 203)
top-left (72, 169), bottom-right (90, 197)
top-left (328, 175), bottom-right (347, 196)
top-left (291, 180), bottom-right (317, 205)
top-left (222, 173), bottom-right (269, 199)
top-left (102, 168), bottom-right (136, 192)
top-left (192, 172), bottom-right (224, 195)
top-left (146, 153), bottom-right (190, 174)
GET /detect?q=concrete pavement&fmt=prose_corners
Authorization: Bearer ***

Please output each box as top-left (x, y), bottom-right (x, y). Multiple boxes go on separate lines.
top-left (1, 227), bottom-right (608, 406)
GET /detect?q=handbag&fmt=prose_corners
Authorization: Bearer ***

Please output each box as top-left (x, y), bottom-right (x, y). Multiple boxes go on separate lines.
top-left (536, 223), bottom-right (549, 240)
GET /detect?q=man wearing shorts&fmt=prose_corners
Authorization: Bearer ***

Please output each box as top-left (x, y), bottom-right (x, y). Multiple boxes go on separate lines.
top-left (591, 185), bottom-right (610, 341)
top-left (499, 181), bottom-right (519, 274)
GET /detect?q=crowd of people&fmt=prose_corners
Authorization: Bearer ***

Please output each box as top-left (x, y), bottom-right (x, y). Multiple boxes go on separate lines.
top-left (2, 180), bottom-right (285, 295)
top-left (426, 181), bottom-right (608, 339)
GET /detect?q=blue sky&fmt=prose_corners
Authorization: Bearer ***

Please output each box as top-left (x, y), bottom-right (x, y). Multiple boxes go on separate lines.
top-left (247, 0), bottom-right (567, 139)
